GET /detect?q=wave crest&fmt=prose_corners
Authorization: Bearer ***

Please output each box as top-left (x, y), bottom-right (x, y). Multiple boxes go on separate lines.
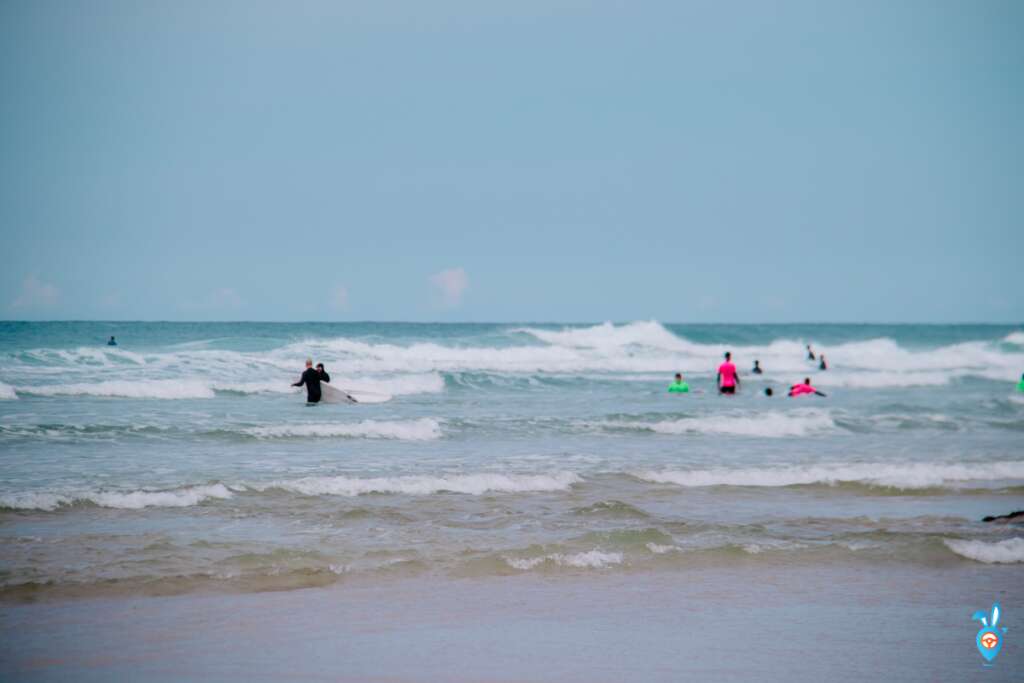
top-left (635, 461), bottom-right (1024, 490)
top-left (0, 484), bottom-right (233, 511)
top-left (258, 471), bottom-right (581, 497)
top-left (944, 537), bottom-right (1024, 563)
top-left (245, 418), bottom-right (442, 441)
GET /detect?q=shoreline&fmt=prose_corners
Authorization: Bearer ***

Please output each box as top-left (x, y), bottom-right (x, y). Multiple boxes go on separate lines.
top-left (2, 564), bottom-right (1019, 682)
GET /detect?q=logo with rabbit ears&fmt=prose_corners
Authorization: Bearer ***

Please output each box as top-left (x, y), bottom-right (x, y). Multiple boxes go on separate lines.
top-left (972, 603), bottom-right (1006, 664)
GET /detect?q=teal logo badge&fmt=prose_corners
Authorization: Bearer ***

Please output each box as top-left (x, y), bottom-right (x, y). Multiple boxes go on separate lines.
top-left (972, 603), bottom-right (1006, 665)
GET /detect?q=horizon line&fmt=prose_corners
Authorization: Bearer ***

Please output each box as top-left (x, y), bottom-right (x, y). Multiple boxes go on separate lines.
top-left (1, 319), bottom-right (1021, 326)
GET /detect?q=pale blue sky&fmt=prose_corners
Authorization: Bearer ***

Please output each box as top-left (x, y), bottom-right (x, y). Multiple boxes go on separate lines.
top-left (1, 0), bottom-right (1021, 322)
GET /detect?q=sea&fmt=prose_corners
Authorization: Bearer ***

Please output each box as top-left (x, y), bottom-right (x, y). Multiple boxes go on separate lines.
top-left (1, 320), bottom-right (1022, 606)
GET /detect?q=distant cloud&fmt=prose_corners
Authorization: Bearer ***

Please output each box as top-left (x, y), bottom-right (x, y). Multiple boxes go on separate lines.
top-left (430, 267), bottom-right (468, 308)
top-left (11, 274), bottom-right (59, 309)
top-left (330, 285), bottom-right (350, 311)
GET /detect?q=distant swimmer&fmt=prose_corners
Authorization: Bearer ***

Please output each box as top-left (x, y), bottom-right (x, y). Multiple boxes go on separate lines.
top-left (107, 336), bottom-right (117, 346)
top-left (717, 352), bottom-right (739, 395)
top-left (752, 360), bottom-right (763, 374)
top-left (806, 344), bottom-right (816, 361)
top-left (316, 363), bottom-right (330, 383)
top-left (764, 387), bottom-right (774, 397)
top-left (819, 355), bottom-right (828, 371)
top-left (668, 373), bottom-right (690, 393)
top-left (292, 359), bottom-right (323, 403)
top-left (789, 378), bottom-right (826, 397)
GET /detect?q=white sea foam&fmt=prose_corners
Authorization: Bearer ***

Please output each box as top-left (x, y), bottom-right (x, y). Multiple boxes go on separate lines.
top-left (211, 381), bottom-right (301, 395)
top-left (6, 322), bottom-right (1023, 394)
top-left (811, 371), bottom-right (953, 389)
top-left (635, 461), bottom-right (1024, 489)
top-left (0, 491), bottom-right (72, 511)
top-left (604, 410), bottom-right (836, 438)
top-left (245, 418), bottom-right (442, 441)
top-left (259, 471), bottom-right (581, 497)
top-left (1003, 332), bottom-right (1024, 345)
top-left (15, 379), bottom-right (216, 399)
top-left (0, 483), bottom-right (233, 511)
top-left (88, 484), bottom-right (233, 509)
top-left (944, 537), bottom-right (1024, 564)
top-left (343, 373), bottom-right (445, 397)
top-left (505, 549), bottom-right (623, 570)
top-left (0, 382), bottom-right (16, 400)
top-left (645, 542), bottom-right (681, 554)
top-left (516, 321), bottom-right (694, 352)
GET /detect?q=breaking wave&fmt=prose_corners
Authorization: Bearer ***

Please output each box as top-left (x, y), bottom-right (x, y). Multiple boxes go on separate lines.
top-left (601, 410), bottom-right (836, 437)
top-left (256, 471), bottom-right (581, 497)
top-left (245, 418), bottom-right (442, 441)
top-left (5, 323), bottom-right (1022, 397)
top-left (504, 549), bottom-right (624, 570)
top-left (634, 461), bottom-right (1024, 490)
top-left (0, 484), bottom-right (233, 511)
top-left (944, 537), bottom-right (1024, 563)
top-left (14, 379), bottom-right (217, 399)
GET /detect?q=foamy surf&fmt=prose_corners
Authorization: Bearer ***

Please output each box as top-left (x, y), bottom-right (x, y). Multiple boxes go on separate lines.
top-left (601, 410), bottom-right (836, 437)
top-left (504, 549), bottom-right (624, 570)
top-left (0, 483), bottom-right (233, 511)
top-left (15, 379), bottom-right (217, 399)
top-left (245, 418), bottom-right (442, 441)
top-left (256, 471), bottom-right (582, 497)
top-left (515, 321), bottom-right (695, 352)
top-left (5, 322), bottom-right (1023, 389)
top-left (0, 382), bottom-right (16, 400)
top-left (944, 537), bottom-right (1024, 563)
top-left (635, 461), bottom-right (1024, 490)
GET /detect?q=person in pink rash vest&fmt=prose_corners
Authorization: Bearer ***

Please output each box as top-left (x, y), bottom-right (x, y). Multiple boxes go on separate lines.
top-left (717, 351), bottom-right (740, 395)
top-left (789, 377), bottom-right (827, 397)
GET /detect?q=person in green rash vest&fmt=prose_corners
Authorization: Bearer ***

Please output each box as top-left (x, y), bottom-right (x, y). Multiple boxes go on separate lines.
top-left (669, 373), bottom-right (690, 393)
top-left (1018, 373), bottom-right (1024, 392)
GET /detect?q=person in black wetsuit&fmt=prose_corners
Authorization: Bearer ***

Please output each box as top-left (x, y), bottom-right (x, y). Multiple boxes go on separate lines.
top-left (292, 359), bottom-right (323, 403)
top-left (107, 336), bottom-right (117, 346)
top-left (316, 363), bottom-right (330, 383)
top-left (819, 355), bottom-right (828, 371)
top-left (752, 360), bottom-right (763, 374)
top-left (806, 344), bottom-right (816, 361)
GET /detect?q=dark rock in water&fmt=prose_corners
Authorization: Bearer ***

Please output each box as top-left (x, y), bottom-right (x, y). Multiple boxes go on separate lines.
top-left (982, 510), bottom-right (1024, 523)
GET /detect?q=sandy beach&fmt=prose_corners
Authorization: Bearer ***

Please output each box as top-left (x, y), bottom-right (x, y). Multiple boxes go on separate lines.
top-left (3, 562), bottom-right (1019, 682)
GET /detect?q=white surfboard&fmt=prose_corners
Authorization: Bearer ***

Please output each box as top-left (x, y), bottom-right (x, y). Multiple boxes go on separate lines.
top-left (320, 383), bottom-right (359, 404)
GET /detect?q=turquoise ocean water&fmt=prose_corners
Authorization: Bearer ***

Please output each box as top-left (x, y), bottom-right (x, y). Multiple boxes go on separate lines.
top-left (1, 321), bottom-right (1022, 599)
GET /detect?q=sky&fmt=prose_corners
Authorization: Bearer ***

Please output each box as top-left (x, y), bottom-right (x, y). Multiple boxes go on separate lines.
top-left (1, 0), bottom-right (1021, 323)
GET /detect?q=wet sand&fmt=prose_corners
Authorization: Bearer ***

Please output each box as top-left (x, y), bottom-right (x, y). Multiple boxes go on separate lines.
top-left (2, 564), bottom-right (1019, 682)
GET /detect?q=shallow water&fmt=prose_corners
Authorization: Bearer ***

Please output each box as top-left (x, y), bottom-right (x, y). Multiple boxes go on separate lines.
top-left (1, 321), bottom-right (1022, 600)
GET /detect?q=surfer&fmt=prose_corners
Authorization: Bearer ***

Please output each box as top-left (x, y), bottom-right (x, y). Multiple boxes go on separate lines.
top-left (107, 336), bottom-right (117, 346)
top-left (316, 363), bottom-right (330, 383)
top-left (789, 378), bottom-right (826, 397)
top-left (819, 355), bottom-right (828, 371)
top-left (668, 373), bottom-right (690, 393)
top-left (806, 344), bottom-right (816, 361)
top-left (292, 359), bottom-right (323, 403)
top-left (752, 360), bottom-right (763, 374)
top-left (717, 352), bottom-right (739, 395)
